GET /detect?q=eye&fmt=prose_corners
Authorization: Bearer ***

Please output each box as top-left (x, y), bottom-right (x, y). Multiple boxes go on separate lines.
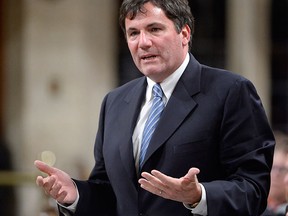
top-left (127, 30), bottom-right (139, 38)
top-left (151, 27), bottom-right (161, 32)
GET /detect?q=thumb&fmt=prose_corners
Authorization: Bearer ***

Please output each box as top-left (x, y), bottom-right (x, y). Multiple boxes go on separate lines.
top-left (184, 168), bottom-right (200, 180)
top-left (182, 168), bottom-right (200, 186)
top-left (34, 160), bottom-right (56, 176)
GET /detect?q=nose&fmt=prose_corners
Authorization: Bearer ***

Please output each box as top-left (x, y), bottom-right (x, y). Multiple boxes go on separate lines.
top-left (138, 32), bottom-right (152, 49)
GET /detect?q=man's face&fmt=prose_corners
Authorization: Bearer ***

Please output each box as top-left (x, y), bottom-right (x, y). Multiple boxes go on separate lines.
top-left (284, 154), bottom-right (288, 200)
top-left (125, 2), bottom-right (190, 83)
top-left (270, 151), bottom-right (288, 202)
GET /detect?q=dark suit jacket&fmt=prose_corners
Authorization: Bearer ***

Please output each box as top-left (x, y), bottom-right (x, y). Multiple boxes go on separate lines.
top-left (67, 54), bottom-right (274, 216)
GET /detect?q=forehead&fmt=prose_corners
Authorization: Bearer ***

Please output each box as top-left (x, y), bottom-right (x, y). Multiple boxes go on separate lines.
top-left (125, 2), bottom-right (170, 29)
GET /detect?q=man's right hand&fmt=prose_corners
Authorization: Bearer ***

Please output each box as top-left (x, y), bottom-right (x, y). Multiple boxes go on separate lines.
top-left (34, 160), bottom-right (77, 205)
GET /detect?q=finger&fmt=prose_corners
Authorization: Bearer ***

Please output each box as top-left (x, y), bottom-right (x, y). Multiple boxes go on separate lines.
top-left (181, 168), bottom-right (200, 190)
top-left (36, 176), bottom-right (44, 187)
top-left (150, 170), bottom-right (174, 186)
top-left (139, 177), bottom-right (153, 190)
top-left (183, 168), bottom-right (200, 181)
top-left (141, 171), bottom-right (165, 187)
top-left (181, 168), bottom-right (200, 186)
top-left (49, 182), bottom-right (62, 199)
top-left (43, 176), bottom-right (56, 194)
top-left (139, 172), bottom-right (155, 186)
top-left (34, 160), bottom-right (56, 176)
top-left (140, 172), bottom-right (169, 194)
top-left (139, 177), bottom-right (163, 196)
top-left (56, 190), bottom-right (68, 204)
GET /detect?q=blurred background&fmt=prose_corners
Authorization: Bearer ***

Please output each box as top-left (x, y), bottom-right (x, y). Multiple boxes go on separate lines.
top-left (0, 0), bottom-right (287, 215)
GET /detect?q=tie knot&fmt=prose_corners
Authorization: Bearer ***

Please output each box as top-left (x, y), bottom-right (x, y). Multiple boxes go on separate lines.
top-left (153, 83), bottom-right (163, 99)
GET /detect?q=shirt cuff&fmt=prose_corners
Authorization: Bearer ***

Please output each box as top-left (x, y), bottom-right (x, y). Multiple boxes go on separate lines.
top-left (183, 183), bottom-right (208, 215)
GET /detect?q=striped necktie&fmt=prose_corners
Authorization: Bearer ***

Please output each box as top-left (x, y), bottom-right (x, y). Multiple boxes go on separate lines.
top-left (139, 83), bottom-right (165, 170)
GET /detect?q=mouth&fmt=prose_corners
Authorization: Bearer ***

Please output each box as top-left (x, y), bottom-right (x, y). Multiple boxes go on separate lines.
top-left (141, 55), bottom-right (157, 61)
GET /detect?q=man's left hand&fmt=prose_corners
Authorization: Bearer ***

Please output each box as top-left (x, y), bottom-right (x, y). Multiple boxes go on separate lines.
top-left (138, 168), bottom-right (202, 205)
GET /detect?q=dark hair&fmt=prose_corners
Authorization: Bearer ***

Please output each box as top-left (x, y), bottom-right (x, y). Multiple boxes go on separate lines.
top-left (119, 0), bottom-right (195, 47)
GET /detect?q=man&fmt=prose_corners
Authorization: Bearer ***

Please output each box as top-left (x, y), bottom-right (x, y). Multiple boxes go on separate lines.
top-left (35, 0), bottom-right (275, 215)
top-left (263, 131), bottom-right (288, 216)
top-left (284, 145), bottom-right (288, 216)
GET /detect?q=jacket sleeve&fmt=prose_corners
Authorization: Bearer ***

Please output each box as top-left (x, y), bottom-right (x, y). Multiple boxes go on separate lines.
top-left (203, 78), bottom-right (275, 216)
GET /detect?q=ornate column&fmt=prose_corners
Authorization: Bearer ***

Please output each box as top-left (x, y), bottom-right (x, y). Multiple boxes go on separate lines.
top-left (226, 0), bottom-right (271, 118)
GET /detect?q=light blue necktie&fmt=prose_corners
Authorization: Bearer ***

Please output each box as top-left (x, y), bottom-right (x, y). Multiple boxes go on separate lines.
top-left (139, 83), bottom-right (165, 170)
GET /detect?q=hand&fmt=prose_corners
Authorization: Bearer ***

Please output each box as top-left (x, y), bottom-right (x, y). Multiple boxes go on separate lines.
top-left (34, 160), bottom-right (77, 205)
top-left (138, 168), bottom-right (202, 205)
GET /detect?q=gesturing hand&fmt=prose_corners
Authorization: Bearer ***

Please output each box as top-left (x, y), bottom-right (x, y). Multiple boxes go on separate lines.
top-left (138, 168), bottom-right (202, 205)
top-left (34, 160), bottom-right (77, 205)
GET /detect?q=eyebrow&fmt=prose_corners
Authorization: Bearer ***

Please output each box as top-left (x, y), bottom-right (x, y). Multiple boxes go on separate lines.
top-left (126, 22), bottom-right (165, 32)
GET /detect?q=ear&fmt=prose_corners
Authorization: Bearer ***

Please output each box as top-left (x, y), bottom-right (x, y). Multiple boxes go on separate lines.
top-left (181, 24), bottom-right (191, 46)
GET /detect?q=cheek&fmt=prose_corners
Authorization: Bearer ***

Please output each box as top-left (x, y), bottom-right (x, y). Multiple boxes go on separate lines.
top-left (163, 41), bottom-right (184, 63)
top-left (128, 45), bottom-right (139, 63)
top-left (284, 175), bottom-right (288, 185)
top-left (128, 42), bottom-right (137, 54)
top-left (163, 38), bottom-right (183, 57)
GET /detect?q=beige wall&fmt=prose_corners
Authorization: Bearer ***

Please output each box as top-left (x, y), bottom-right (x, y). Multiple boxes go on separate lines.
top-left (4, 0), bottom-right (118, 215)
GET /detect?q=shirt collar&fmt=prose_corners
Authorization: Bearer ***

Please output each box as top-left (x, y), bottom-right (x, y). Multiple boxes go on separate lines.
top-left (145, 53), bottom-right (190, 103)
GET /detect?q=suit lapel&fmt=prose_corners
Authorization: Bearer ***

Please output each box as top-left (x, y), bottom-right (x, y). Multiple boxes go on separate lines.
top-left (142, 54), bottom-right (202, 167)
top-left (118, 78), bottom-right (146, 183)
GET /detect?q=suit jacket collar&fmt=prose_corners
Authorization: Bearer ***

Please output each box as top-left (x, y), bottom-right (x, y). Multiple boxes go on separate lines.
top-left (119, 78), bottom-right (146, 183)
